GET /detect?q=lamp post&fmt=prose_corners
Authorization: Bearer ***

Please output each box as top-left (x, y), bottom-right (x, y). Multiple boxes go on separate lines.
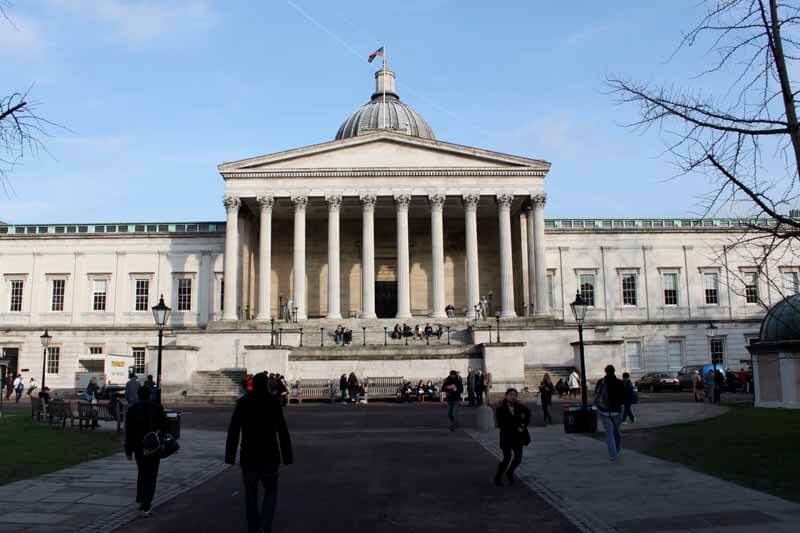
top-left (706, 322), bottom-right (719, 402)
top-left (292, 306), bottom-right (298, 324)
top-left (569, 291), bottom-right (589, 410)
top-left (40, 330), bottom-right (52, 391)
top-left (151, 295), bottom-right (171, 405)
top-left (384, 326), bottom-right (388, 346)
top-left (320, 327), bottom-right (325, 347)
top-left (270, 316), bottom-right (275, 346)
top-left (299, 327), bottom-right (304, 347)
top-left (362, 326), bottom-right (367, 346)
top-left (488, 325), bottom-right (493, 344)
top-left (495, 311), bottom-right (501, 343)
top-left (446, 326), bottom-right (451, 345)
top-left (278, 327), bottom-right (283, 345)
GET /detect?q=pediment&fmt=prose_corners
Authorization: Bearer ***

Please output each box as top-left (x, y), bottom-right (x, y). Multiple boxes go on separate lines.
top-left (219, 131), bottom-right (549, 174)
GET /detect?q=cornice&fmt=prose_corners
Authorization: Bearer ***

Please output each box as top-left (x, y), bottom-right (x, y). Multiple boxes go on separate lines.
top-left (221, 167), bottom-right (547, 179)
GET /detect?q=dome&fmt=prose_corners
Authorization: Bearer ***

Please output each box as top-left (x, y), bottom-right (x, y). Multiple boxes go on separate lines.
top-left (758, 293), bottom-right (800, 342)
top-left (335, 68), bottom-right (435, 141)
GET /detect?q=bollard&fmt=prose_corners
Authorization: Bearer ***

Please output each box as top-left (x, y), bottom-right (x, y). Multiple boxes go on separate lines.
top-left (476, 404), bottom-right (495, 432)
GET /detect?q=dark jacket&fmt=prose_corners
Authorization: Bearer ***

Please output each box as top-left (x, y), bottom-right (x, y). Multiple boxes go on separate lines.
top-left (442, 375), bottom-right (463, 402)
top-left (495, 400), bottom-right (531, 448)
top-left (623, 378), bottom-right (635, 404)
top-left (124, 400), bottom-right (168, 456)
top-left (596, 375), bottom-right (625, 414)
top-left (539, 380), bottom-right (554, 404)
top-left (225, 392), bottom-right (293, 469)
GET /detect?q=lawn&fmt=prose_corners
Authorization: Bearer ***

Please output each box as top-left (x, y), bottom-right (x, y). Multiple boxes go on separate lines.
top-left (0, 412), bottom-right (122, 485)
top-left (623, 406), bottom-right (800, 503)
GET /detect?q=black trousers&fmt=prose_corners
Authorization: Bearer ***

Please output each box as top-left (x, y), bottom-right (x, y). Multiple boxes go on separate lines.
top-left (242, 464), bottom-right (279, 533)
top-left (496, 444), bottom-right (523, 479)
top-left (135, 453), bottom-right (161, 510)
top-left (541, 401), bottom-right (552, 424)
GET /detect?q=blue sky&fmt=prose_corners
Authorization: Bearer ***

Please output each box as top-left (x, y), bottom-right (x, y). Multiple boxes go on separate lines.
top-left (0, 1), bottom-right (728, 223)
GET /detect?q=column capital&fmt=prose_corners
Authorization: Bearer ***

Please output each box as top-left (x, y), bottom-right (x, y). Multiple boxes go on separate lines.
top-left (394, 194), bottom-right (411, 210)
top-left (291, 195), bottom-right (308, 210)
top-left (462, 194), bottom-right (480, 210)
top-left (325, 194), bottom-right (343, 210)
top-left (428, 194), bottom-right (446, 209)
top-left (496, 194), bottom-right (514, 209)
top-left (257, 195), bottom-right (275, 210)
top-left (223, 195), bottom-right (241, 211)
top-left (531, 193), bottom-right (547, 207)
top-left (360, 194), bottom-right (377, 209)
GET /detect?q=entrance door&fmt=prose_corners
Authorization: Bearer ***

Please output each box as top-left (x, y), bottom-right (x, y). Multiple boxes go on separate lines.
top-left (375, 281), bottom-right (398, 319)
top-left (1, 348), bottom-right (19, 387)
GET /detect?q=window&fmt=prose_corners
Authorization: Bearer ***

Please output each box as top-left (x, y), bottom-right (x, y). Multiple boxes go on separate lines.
top-left (783, 271), bottom-right (799, 295)
top-left (132, 347), bottom-right (146, 375)
top-left (546, 272), bottom-right (555, 309)
top-left (743, 272), bottom-right (759, 304)
top-left (134, 279), bottom-right (149, 311)
top-left (579, 273), bottom-right (595, 307)
top-left (626, 340), bottom-right (642, 370)
top-left (9, 280), bottom-right (23, 312)
top-left (663, 273), bottom-right (678, 305)
top-left (46, 346), bottom-right (60, 374)
top-left (177, 278), bottom-right (192, 311)
top-left (89, 346), bottom-right (103, 355)
top-left (622, 274), bottom-right (637, 306)
top-left (667, 339), bottom-right (684, 368)
top-left (51, 279), bottom-right (65, 311)
top-left (703, 273), bottom-right (719, 305)
top-left (92, 279), bottom-right (107, 311)
top-left (710, 337), bottom-right (725, 366)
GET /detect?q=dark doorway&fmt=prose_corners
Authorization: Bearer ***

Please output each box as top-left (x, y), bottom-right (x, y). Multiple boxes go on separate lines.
top-left (375, 281), bottom-right (398, 319)
top-left (1, 347), bottom-right (19, 386)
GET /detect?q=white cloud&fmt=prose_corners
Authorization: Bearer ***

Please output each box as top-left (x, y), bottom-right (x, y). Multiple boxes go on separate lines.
top-left (47, 0), bottom-right (212, 42)
top-left (0, 13), bottom-right (46, 60)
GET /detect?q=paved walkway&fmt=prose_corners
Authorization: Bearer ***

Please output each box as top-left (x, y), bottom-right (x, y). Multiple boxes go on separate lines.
top-left (0, 429), bottom-right (228, 533)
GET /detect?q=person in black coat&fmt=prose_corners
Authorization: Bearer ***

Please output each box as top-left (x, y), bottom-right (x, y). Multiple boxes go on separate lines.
top-left (226, 372), bottom-right (293, 533)
top-left (595, 364), bottom-right (626, 461)
top-left (442, 370), bottom-right (464, 431)
top-left (124, 386), bottom-right (168, 514)
top-left (494, 388), bottom-right (531, 486)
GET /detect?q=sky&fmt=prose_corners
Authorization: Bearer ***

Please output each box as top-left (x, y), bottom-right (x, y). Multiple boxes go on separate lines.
top-left (0, 0), bottom-right (741, 224)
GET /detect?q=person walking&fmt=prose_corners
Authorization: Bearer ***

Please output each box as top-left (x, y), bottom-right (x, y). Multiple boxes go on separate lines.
top-left (124, 386), bottom-right (168, 515)
top-left (442, 370), bottom-right (464, 431)
top-left (26, 377), bottom-right (38, 398)
top-left (475, 370), bottom-right (485, 406)
top-left (339, 374), bottom-right (348, 403)
top-left (347, 372), bottom-right (360, 404)
top-left (466, 368), bottom-right (476, 406)
top-left (594, 365), bottom-right (625, 461)
top-left (125, 372), bottom-right (140, 406)
top-left (568, 369), bottom-right (581, 398)
top-left (13, 374), bottom-right (23, 403)
top-left (539, 373), bottom-right (555, 425)
top-left (494, 388), bottom-right (531, 486)
top-left (621, 372), bottom-right (636, 424)
top-left (692, 370), bottom-right (703, 402)
top-left (226, 372), bottom-right (293, 533)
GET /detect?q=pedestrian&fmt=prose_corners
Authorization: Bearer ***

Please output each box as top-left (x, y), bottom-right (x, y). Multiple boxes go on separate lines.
top-left (125, 372), bottom-right (140, 406)
top-left (692, 370), bottom-right (703, 403)
top-left (13, 374), bottom-right (23, 403)
top-left (494, 388), bottom-right (531, 486)
top-left (484, 371), bottom-right (493, 403)
top-left (594, 365), bottom-right (625, 461)
top-left (466, 367), bottom-right (475, 406)
top-left (475, 370), bottom-right (485, 406)
top-left (539, 373), bottom-right (554, 425)
top-left (5, 373), bottom-right (13, 400)
top-left (442, 370), bottom-right (464, 431)
top-left (26, 377), bottom-right (38, 397)
top-left (226, 372), bottom-right (293, 533)
top-left (339, 374), bottom-right (348, 403)
top-left (621, 372), bottom-right (636, 424)
top-left (568, 368), bottom-right (581, 398)
top-left (124, 386), bottom-right (168, 515)
top-left (347, 372), bottom-right (360, 404)
top-left (713, 368), bottom-right (724, 404)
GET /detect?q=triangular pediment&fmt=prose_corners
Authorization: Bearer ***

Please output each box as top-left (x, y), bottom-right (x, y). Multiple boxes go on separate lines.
top-left (219, 131), bottom-right (549, 173)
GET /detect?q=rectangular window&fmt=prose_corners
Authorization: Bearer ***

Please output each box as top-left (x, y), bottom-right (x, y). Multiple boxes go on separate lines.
top-left (135, 279), bottom-right (149, 311)
top-left (132, 347), bottom-right (146, 375)
top-left (9, 280), bottom-right (23, 312)
top-left (51, 279), bottom-right (65, 311)
top-left (177, 278), bottom-right (192, 311)
top-left (89, 346), bottom-right (103, 355)
top-left (622, 274), bottom-right (637, 306)
top-left (744, 272), bottom-right (759, 304)
top-left (663, 273), bottom-right (678, 305)
top-left (703, 273), bottom-right (719, 305)
top-left (626, 340), bottom-right (642, 370)
top-left (783, 271), bottom-right (799, 295)
top-left (46, 346), bottom-right (60, 374)
top-left (710, 338), bottom-right (725, 366)
top-left (92, 279), bottom-right (107, 311)
top-left (546, 272), bottom-right (555, 309)
top-left (667, 339), bottom-right (683, 368)
top-left (579, 273), bottom-right (595, 307)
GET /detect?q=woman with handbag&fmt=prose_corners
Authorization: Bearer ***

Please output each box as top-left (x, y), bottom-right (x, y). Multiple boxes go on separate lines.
top-left (539, 373), bottom-right (555, 425)
top-left (494, 388), bottom-right (531, 486)
top-left (124, 385), bottom-right (168, 515)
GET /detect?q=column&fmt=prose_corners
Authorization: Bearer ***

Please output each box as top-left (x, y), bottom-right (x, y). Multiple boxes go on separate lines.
top-left (395, 194), bottom-right (412, 319)
top-left (256, 196), bottom-right (274, 320)
top-left (462, 194), bottom-right (480, 319)
top-left (326, 194), bottom-right (342, 319)
top-left (532, 193), bottom-right (550, 316)
top-left (496, 194), bottom-right (517, 318)
top-left (429, 194), bottom-right (447, 318)
top-left (222, 195), bottom-right (241, 320)
top-left (524, 204), bottom-right (536, 315)
top-left (360, 195), bottom-right (377, 319)
top-left (292, 195), bottom-right (308, 321)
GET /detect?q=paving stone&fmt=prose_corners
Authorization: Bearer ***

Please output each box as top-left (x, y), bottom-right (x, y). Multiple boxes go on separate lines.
top-left (2, 512), bottom-right (69, 525)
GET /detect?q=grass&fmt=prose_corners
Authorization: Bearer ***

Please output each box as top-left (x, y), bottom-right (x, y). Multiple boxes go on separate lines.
top-left (0, 412), bottom-right (122, 486)
top-left (623, 406), bottom-right (800, 503)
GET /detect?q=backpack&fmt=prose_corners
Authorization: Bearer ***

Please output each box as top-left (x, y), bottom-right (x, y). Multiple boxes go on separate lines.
top-left (593, 379), bottom-right (610, 411)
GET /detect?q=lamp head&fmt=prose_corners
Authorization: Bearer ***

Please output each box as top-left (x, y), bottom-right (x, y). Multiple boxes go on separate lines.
top-left (40, 329), bottom-right (52, 348)
top-left (151, 294), bottom-right (171, 329)
top-left (570, 291), bottom-right (589, 324)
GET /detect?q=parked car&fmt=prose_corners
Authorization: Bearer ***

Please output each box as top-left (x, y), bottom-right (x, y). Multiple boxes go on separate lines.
top-left (677, 364), bottom-right (728, 391)
top-left (635, 372), bottom-right (681, 392)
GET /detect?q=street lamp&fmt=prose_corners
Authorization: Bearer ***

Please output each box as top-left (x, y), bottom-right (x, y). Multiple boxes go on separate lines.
top-left (495, 311), bottom-right (501, 343)
top-left (706, 322), bottom-right (719, 402)
top-left (384, 326), bottom-right (388, 346)
top-left (40, 330), bottom-right (52, 390)
top-left (299, 327), bottom-right (304, 347)
top-left (270, 316), bottom-right (275, 347)
top-left (569, 291), bottom-right (589, 411)
top-left (151, 295), bottom-right (171, 404)
top-left (292, 306), bottom-right (298, 323)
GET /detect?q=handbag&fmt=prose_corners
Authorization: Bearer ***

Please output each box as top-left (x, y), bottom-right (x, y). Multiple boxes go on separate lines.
top-left (593, 379), bottom-right (610, 411)
top-left (142, 430), bottom-right (180, 459)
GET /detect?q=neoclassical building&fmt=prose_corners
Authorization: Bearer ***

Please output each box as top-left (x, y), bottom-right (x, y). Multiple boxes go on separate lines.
top-left (1, 68), bottom-right (798, 395)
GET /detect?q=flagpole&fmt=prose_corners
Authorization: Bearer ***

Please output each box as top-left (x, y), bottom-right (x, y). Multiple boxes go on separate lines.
top-left (382, 44), bottom-right (387, 129)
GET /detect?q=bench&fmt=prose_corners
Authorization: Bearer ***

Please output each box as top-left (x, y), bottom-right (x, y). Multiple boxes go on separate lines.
top-left (290, 379), bottom-right (334, 403)
top-left (364, 377), bottom-right (404, 401)
top-left (77, 400), bottom-right (125, 432)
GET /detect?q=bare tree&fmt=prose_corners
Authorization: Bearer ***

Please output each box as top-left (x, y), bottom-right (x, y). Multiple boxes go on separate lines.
top-left (608, 0), bottom-right (800, 306)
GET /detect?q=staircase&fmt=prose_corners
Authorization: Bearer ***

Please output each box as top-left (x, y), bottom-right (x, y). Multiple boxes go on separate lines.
top-left (524, 365), bottom-right (574, 390)
top-left (190, 369), bottom-right (247, 399)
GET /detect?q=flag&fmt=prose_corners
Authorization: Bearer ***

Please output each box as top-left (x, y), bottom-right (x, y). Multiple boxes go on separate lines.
top-left (368, 46), bottom-right (384, 63)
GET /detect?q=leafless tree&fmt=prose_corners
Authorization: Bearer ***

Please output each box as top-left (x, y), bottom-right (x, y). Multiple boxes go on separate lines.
top-left (608, 0), bottom-right (800, 308)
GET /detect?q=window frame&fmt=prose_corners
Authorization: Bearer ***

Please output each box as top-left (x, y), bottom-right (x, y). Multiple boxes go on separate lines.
top-left (546, 269), bottom-right (556, 309)
top-left (175, 276), bottom-right (193, 312)
top-left (131, 275), bottom-right (153, 312)
top-left (47, 276), bottom-right (68, 312)
top-left (88, 275), bottom-right (111, 312)
top-left (625, 339), bottom-right (643, 370)
top-left (619, 270), bottom-right (638, 307)
top-left (132, 346), bottom-right (146, 375)
top-left (660, 270), bottom-right (680, 306)
top-left (46, 346), bottom-right (60, 375)
top-left (780, 268), bottom-right (799, 295)
top-left (710, 336), bottom-right (726, 366)
top-left (88, 345), bottom-right (104, 355)
top-left (666, 337), bottom-right (685, 369)
top-left (741, 270), bottom-right (760, 305)
top-left (7, 277), bottom-right (25, 312)
top-left (576, 270), bottom-right (597, 308)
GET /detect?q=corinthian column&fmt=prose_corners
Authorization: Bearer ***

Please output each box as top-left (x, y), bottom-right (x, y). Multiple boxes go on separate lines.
top-left (496, 194), bottom-right (517, 318)
top-left (429, 194), bottom-right (447, 318)
top-left (256, 196), bottom-right (274, 320)
top-left (222, 195), bottom-right (241, 320)
top-left (462, 194), bottom-right (480, 319)
top-left (291, 196), bottom-right (308, 321)
top-left (326, 194), bottom-right (342, 320)
top-left (532, 193), bottom-right (550, 316)
top-left (360, 195), bottom-right (377, 319)
top-left (395, 194), bottom-right (412, 319)
top-left (524, 203), bottom-right (536, 316)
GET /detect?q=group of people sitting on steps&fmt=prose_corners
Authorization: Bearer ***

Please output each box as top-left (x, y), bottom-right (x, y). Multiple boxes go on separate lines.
top-left (333, 325), bottom-right (354, 346)
top-left (390, 323), bottom-right (444, 341)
